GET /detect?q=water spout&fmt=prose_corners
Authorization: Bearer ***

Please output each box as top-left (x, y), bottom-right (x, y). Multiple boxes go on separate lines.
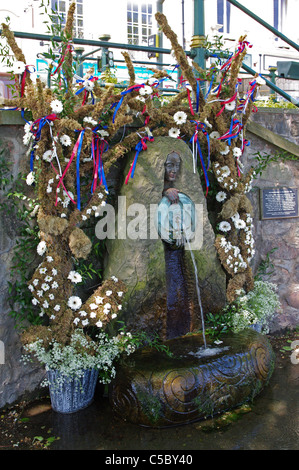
top-left (185, 236), bottom-right (207, 349)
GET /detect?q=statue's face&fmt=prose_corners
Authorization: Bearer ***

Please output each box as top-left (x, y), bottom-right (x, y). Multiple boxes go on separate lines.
top-left (165, 153), bottom-right (181, 182)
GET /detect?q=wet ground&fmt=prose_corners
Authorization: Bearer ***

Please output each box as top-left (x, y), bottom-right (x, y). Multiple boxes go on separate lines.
top-left (1, 330), bottom-right (298, 452)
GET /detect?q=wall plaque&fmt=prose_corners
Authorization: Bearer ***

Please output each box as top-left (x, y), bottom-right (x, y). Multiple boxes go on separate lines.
top-left (260, 187), bottom-right (299, 220)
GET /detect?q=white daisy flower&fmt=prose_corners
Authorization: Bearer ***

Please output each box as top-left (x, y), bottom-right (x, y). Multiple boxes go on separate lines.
top-left (168, 127), bottom-right (180, 138)
top-left (95, 296), bottom-right (104, 304)
top-left (60, 134), bottom-right (72, 146)
top-left (41, 283), bottom-right (50, 291)
top-left (216, 191), bottom-right (227, 202)
top-left (26, 172), bottom-right (35, 186)
top-left (12, 61), bottom-right (26, 75)
top-left (83, 116), bottom-right (98, 127)
top-left (43, 150), bottom-right (54, 162)
top-left (173, 111), bottom-right (187, 125)
top-left (106, 290), bottom-right (112, 297)
top-left (221, 166), bottom-right (231, 177)
top-left (37, 241), bottom-right (47, 256)
top-left (83, 79), bottom-right (95, 91)
top-left (97, 129), bottom-right (109, 138)
top-left (49, 294), bottom-right (55, 300)
top-left (225, 101), bottom-right (236, 111)
top-left (232, 148), bottom-right (242, 160)
top-left (234, 219), bottom-right (246, 229)
top-left (50, 99), bottom-right (63, 114)
top-left (210, 131), bottom-right (220, 139)
top-left (67, 271), bottom-right (82, 284)
top-left (219, 221), bottom-right (231, 232)
top-left (67, 296), bottom-right (82, 311)
top-left (220, 145), bottom-right (230, 156)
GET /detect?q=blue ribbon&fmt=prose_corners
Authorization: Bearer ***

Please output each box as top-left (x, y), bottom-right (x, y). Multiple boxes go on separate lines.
top-left (76, 130), bottom-right (85, 211)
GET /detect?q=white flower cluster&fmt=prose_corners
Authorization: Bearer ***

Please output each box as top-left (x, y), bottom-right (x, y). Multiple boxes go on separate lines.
top-left (219, 236), bottom-right (247, 273)
top-left (231, 281), bottom-right (280, 333)
top-left (23, 121), bottom-right (33, 146)
top-left (28, 257), bottom-right (60, 317)
top-left (244, 171), bottom-right (255, 193)
top-left (214, 163), bottom-right (238, 190)
top-left (83, 116), bottom-right (98, 127)
top-left (243, 213), bottom-right (255, 261)
top-left (23, 329), bottom-right (136, 385)
top-left (168, 110), bottom-right (187, 139)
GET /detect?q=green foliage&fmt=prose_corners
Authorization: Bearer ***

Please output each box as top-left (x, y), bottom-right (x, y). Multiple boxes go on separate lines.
top-left (255, 95), bottom-right (298, 109)
top-left (252, 149), bottom-right (298, 179)
top-left (254, 248), bottom-right (278, 280)
top-left (205, 311), bottom-right (233, 341)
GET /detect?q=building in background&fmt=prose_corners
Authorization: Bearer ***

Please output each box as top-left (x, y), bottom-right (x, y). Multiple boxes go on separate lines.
top-left (0, 0), bottom-right (299, 99)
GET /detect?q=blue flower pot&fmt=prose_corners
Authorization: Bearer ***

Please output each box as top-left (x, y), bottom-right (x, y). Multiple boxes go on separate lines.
top-left (47, 368), bottom-right (99, 414)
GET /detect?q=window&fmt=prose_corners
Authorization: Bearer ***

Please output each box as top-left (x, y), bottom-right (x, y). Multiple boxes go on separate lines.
top-left (51, 0), bottom-right (84, 38)
top-left (127, 2), bottom-right (152, 46)
top-left (217, 0), bottom-right (231, 34)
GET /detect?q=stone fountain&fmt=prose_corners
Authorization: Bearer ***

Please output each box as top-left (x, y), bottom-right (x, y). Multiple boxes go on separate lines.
top-left (105, 137), bottom-right (275, 427)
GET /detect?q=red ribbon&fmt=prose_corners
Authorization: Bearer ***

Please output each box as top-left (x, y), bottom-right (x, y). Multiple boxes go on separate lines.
top-left (51, 43), bottom-right (73, 76)
top-left (20, 65), bottom-right (35, 97)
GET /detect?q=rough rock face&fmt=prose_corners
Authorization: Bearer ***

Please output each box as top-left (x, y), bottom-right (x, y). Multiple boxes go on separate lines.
top-left (103, 137), bottom-right (226, 339)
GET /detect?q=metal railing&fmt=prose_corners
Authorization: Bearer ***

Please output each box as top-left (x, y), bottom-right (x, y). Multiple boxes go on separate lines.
top-left (1, 0), bottom-right (299, 106)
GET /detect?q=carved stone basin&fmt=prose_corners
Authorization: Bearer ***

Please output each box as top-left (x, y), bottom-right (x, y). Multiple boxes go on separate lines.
top-left (109, 329), bottom-right (275, 427)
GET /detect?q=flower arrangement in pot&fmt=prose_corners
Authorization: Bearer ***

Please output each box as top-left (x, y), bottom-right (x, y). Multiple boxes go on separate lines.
top-left (1, 1), bottom-right (268, 410)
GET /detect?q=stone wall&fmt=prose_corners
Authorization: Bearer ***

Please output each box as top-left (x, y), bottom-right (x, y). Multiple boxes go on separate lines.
top-left (0, 108), bottom-right (298, 408)
top-left (245, 109), bottom-right (299, 331)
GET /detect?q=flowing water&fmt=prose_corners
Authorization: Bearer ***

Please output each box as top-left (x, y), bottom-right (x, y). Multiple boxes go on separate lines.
top-left (185, 237), bottom-right (207, 349)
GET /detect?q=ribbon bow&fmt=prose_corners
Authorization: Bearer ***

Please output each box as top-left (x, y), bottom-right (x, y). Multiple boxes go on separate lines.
top-left (75, 76), bottom-right (99, 105)
top-left (125, 136), bottom-right (154, 185)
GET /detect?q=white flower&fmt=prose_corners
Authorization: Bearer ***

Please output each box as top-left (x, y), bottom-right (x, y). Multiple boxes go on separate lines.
top-left (83, 79), bottom-right (95, 91)
top-left (82, 319), bottom-right (89, 326)
top-left (95, 296), bottom-right (104, 304)
top-left (106, 290), bottom-right (112, 297)
top-left (42, 300), bottom-right (49, 309)
top-left (136, 95), bottom-right (145, 103)
top-left (26, 172), bottom-right (35, 186)
top-left (60, 134), bottom-right (72, 146)
top-left (210, 131), bottom-right (220, 139)
top-left (118, 305), bottom-right (122, 310)
top-left (234, 219), bottom-right (246, 229)
top-left (32, 298), bottom-right (39, 306)
top-left (111, 313), bottom-right (117, 319)
top-left (90, 311), bottom-right (97, 318)
top-left (117, 291), bottom-right (123, 297)
top-left (225, 101), bottom-right (236, 111)
top-left (204, 118), bottom-right (212, 129)
top-left (68, 271), bottom-right (82, 284)
top-left (103, 303), bottom-right (111, 310)
top-left (54, 304), bottom-right (60, 311)
top-left (12, 61), bottom-right (26, 75)
top-left (219, 221), bottom-right (231, 232)
top-left (139, 85), bottom-right (152, 96)
top-left (50, 315), bottom-right (56, 320)
top-left (43, 150), bottom-right (54, 162)
top-left (216, 191), bottom-right (227, 202)
top-left (220, 145), bottom-right (230, 156)
top-left (46, 256), bottom-right (54, 262)
top-left (214, 339), bottom-right (223, 345)
top-left (51, 281), bottom-right (59, 289)
top-left (79, 310), bottom-right (88, 317)
top-left (73, 318), bottom-right (80, 325)
top-left (33, 279), bottom-right (39, 286)
top-left (45, 276), bottom-right (53, 283)
top-left (111, 276), bottom-right (118, 282)
top-left (83, 116), bottom-right (98, 127)
top-left (89, 303), bottom-right (98, 310)
top-left (36, 290), bottom-right (43, 297)
top-left (67, 296), bottom-right (82, 311)
top-left (168, 127), bottom-right (180, 138)
top-left (221, 166), bottom-right (231, 177)
top-left (41, 283), bottom-right (50, 291)
top-left (173, 111), bottom-right (187, 125)
top-left (96, 320), bottom-right (103, 328)
top-left (37, 241), bottom-right (47, 256)
top-left (23, 133), bottom-right (32, 146)
top-left (50, 99), bottom-right (63, 114)
top-left (97, 129), bottom-right (109, 138)
top-left (233, 147), bottom-right (242, 158)
top-left (39, 267), bottom-right (47, 274)
top-left (52, 268), bottom-right (57, 276)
